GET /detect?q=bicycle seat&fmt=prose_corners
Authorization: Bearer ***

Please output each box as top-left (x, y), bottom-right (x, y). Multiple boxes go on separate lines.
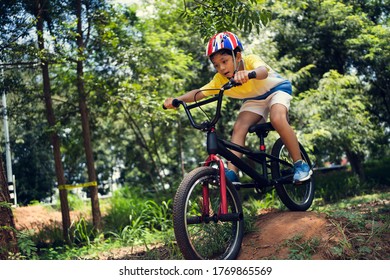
top-left (248, 122), bottom-right (275, 134)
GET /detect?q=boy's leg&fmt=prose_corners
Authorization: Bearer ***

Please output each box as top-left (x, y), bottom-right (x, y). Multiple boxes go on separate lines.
top-left (270, 101), bottom-right (312, 182)
top-left (269, 103), bottom-right (301, 162)
top-left (227, 111), bottom-right (262, 172)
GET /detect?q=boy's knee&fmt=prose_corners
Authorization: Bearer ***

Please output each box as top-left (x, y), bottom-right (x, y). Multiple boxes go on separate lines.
top-left (270, 113), bottom-right (287, 126)
top-left (270, 113), bottom-right (280, 123)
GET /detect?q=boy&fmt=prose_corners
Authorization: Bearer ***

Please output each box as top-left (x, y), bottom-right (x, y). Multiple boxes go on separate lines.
top-left (164, 31), bottom-right (312, 183)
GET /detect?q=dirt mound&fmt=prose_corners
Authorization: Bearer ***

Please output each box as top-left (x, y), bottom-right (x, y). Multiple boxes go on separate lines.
top-left (238, 210), bottom-right (340, 259)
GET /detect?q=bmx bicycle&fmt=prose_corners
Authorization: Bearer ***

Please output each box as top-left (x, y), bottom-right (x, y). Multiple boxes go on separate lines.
top-left (164, 78), bottom-right (315, 260)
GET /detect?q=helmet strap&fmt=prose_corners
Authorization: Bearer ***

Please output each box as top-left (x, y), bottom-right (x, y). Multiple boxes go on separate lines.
top-left (232, 50), bottom-right (238, 75)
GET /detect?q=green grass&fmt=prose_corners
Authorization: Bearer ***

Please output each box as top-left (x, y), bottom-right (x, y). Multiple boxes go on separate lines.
top-left (285, 235), bottom-right (321, 260)
top-left (314, 192), bottom-right (390, 259)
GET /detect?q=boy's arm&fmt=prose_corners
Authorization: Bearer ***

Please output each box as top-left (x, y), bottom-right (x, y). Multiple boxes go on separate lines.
top-left (252, 66), bottom-right (269, 80)
top-left (164, 89), bottom-right (206, 109)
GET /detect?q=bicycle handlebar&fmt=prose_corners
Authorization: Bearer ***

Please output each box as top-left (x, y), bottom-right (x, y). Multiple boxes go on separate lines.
top-left (163, 71), bottom-right (257, 130)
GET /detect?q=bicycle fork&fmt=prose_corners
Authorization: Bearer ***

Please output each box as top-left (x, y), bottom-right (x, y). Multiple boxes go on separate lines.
top-left (204, 154), bottom-right (228, 214)
top-left (201, 153), bottom-right (242, 223)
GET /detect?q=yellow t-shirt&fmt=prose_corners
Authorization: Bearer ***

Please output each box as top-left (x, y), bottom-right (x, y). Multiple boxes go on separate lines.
top-left (200, 54), bottom-right (287, 99)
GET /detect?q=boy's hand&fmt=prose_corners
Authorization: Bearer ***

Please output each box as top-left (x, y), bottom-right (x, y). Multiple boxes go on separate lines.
top-left (163, 97), bottom-right (176, 109)
top-left (233, 70), bottom-right (251, 84)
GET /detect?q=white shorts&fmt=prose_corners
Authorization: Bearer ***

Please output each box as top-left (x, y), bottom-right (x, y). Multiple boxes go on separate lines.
top-left (239, 91), bottom-right (292, 123)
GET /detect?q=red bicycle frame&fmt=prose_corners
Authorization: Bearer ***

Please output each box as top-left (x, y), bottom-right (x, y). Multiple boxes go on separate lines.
top-left (203, 153), bottom-right (229, 215)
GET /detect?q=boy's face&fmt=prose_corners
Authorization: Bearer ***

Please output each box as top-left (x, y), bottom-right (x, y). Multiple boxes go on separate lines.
top-left (211, 53), bottom-right (241, 79)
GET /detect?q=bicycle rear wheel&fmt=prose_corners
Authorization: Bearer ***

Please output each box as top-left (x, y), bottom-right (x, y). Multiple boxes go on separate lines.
top-left (173, 166), bottom-right (244, 260)
top-left (271, 138), bottom-right (315, 211)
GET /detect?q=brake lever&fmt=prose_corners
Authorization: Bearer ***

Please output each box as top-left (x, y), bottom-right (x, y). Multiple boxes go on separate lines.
top-left (223, 70), bottom-right (257, 90)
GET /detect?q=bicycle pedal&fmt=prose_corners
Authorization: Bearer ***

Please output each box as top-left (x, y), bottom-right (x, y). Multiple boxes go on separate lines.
top-left (293, 181), bottom-right (304, 185)
top-left (232, 182), bottom-right (242, 189)
top-left (293, 178), bottom-right (310, 185)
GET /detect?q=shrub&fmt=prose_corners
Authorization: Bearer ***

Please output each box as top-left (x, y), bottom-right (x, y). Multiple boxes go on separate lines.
top-left (314, 156), bottom-right (390, 203)
top-left (103, 187), bottom-right (172, 234)
top-left (364, 157), bottom-right (390, 187)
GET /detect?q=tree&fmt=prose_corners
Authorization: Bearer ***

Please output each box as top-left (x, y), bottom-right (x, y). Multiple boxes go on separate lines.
top-left (292, 70), bottom-right (381, 179)
top-left (73, 0), bottom-right (102, 230)
top-left (0, 157), bottom-right (18, 259)
top-left (87, 0), bottom-right (211, 191)
top-left (1, 0), bottom-right (72, 238)
top-left (0, 1), bottom-right (57, 205)
top-left (181, 0), bottom-right (271, 40)
top-left (269, 0), bottom-right (389, 129)
top-left (346, 13), bottom-right (390, 127)
top-left (33, 0), bottom-right (71, 241)
top-left (263, 0), bottom-right (388, 175)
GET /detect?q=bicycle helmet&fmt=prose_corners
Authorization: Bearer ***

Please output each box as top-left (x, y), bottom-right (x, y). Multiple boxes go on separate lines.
top-left (206, 31), bottom-right (244, 57)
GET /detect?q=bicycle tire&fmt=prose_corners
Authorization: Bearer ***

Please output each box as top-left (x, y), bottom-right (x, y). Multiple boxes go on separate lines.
top-left (173, 166), bottom-right (244, 260)
top-left (271, 138), bottom-right (315, 211)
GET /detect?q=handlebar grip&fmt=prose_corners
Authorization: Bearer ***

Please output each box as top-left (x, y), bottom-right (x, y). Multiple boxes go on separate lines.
top-left (248, 70), bottom-right (257, 79)
top-left (172, 99), bottom-right (180, 108)
top-left (223, 72), bottom-right (256, 90)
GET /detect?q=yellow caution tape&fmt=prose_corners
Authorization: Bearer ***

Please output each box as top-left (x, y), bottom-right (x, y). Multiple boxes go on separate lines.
top-left (58, 181), bottom-right (97, 190)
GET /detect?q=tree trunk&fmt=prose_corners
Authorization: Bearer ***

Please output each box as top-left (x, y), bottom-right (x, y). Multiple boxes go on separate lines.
top-left (76, 0), bottom-right (101, 230)
top-left (36, 0), bottom-right (71, 242)
top-left (345, 148), bottom-right (366, 181)
top-left (0, 157), bottom-right (18, 259)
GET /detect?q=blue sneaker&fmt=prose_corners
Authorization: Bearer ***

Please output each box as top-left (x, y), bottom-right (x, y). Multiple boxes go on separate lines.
top-left (293, 160), bottom-right (313, 183)
top-left (225, 169), bottom-right (239, 183)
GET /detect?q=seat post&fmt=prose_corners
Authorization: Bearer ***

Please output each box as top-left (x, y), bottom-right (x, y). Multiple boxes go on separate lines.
top-left (256, 132), bottom-right (268, 176)
top-left (256, 130), bottom-right (269, 152)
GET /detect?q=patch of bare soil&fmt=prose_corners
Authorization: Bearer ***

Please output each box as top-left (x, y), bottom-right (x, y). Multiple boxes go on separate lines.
top-left (13, 205), bottom-right (85, 232)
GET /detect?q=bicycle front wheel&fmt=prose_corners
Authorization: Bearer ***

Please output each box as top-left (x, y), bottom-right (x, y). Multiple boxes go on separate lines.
top-left (173, 166), bottom-right (244, 260)
top-left (271, 138), bottom-right (315, 211)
